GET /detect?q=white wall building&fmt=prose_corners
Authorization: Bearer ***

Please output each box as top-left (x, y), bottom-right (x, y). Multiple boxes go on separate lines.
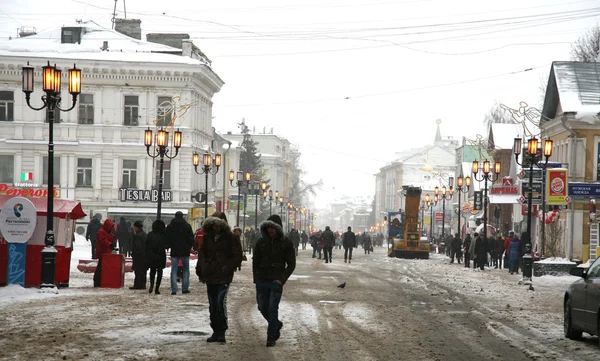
top-left (0, 20), bottom-right (224, 230)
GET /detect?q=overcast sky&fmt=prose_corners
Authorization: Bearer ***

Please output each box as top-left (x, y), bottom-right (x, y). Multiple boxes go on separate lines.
top-left (1, 0), bottom-right (599, 208)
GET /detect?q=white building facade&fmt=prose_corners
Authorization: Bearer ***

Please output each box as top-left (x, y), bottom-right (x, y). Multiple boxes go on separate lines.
top-left (0, 20), bottom-right (224, 230)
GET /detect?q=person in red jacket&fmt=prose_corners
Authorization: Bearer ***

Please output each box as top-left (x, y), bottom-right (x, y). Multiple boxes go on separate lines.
top-left (94, 219), bottom-right (116, 287)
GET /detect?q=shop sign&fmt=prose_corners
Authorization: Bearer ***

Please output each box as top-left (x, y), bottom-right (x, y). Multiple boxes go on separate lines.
top-left (473, 191), bottom-right (483, 210)
top-left (0, 183), bottom-right (60, 198)
top-left (546, 168), bottom-right (569, 205)
top-left (119, 188), bottom-right (172, 203)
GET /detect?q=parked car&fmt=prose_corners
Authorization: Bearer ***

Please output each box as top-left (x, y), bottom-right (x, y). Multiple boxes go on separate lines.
top-left (563, 257), bottom-right (600, 347)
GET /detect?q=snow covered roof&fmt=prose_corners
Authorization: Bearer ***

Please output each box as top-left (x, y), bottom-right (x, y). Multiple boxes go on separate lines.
top-left (489, 123), bottom-right (522, 150)
top-left (541, 61), bottom-right (600, 122)
top-left (0, 21), bottom-right (208, 66)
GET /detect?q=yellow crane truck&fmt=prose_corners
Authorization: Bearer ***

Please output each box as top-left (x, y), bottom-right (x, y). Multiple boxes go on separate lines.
top-left (387, 186), bottom-right (430, 259)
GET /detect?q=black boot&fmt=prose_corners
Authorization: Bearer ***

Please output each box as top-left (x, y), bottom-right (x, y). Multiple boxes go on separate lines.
top-left (149, 276), bottom-right (155, 294)
top-left (155, 277), bottom-right (161, 295)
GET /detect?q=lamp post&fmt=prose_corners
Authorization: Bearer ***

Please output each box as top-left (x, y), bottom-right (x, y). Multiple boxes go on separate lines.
top-left (472, 160), bottom-right (501, 251)
top-left (435, 177), bottom-right (454, 246)
top-left (287, 202), bottom-right (293, 233)
top-left (145, 127), bottom-right (182, 220)
top-left (192, 152), bottom-right (221, 220)
top-left (455, 174), bottom-right (471, 240)
top-left (279, 196), bottom-right (284, 216)
top-left (229, 170), bottom-right (251, 227)
top-left (263, 190), bottom-right (277, 216)
top-left (22, 61), bottom-right (82, 289)
top-left (295, 207), bottom-right (299, 231)
top-left (425, 193), bottom-right (438, 241)
top-left (252, 181), bottom-right (261, 229)
top-left (513, 137), bottom-right (552, 255)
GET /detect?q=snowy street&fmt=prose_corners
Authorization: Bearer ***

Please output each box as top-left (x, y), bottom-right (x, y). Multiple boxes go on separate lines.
top-left (1, 242), bottom-right (598, 361)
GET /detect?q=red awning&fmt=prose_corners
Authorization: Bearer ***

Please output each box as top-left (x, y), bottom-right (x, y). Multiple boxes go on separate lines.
top-left (0, 195), bottom-right (86, 220)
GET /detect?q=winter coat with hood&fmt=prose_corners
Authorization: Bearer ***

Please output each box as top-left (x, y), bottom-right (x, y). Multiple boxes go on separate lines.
top-left (289, 230), bottom-right (301, 248)
top-left (86, 218), bottom-right (102, 241)
top-left (131, 228), bottom-right (148, 268)
top-left (146, 220), bottom-right (168, 269)
top-left (253, 219), bottom-right (296, 285)
top-left (463, 235), bottom-right (472, 254)
top-left (96, 219), bottom-right (115, 260)
top-left (451, 236), bottom-right (462, 250)
top-left (321, 227), bottom-right (336, 248)
top-left (166, 216), bottom-right (194, 257)
top-left (197, 216), bottom-right (243, 284)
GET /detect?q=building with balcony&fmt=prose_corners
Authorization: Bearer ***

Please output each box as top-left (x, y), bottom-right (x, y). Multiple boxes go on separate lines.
top-left (0, 19), bottom-right (224, 230)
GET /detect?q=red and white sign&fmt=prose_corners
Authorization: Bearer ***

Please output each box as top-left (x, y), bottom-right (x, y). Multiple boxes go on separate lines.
top-left (546, 169), bottom-right (569, 205)
top-left (521, 205), bottom-right (538, 216)
top-left (435, 212), bottom-right (443, 221)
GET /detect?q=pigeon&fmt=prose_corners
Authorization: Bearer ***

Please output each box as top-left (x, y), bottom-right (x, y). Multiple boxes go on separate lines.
top-left (337, 282), bottom-right (346, 289)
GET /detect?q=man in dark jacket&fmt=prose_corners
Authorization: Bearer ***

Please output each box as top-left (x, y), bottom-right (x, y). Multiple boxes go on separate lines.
top-left (321, 226), bottom-right (335, 263)
top-left (86, 214), bottom-right (102, 259)
top-left (450, 233), bottom-right (462, 264)
top-left (197, 212), bottom-right (243, 343)
top-left (116, 217), bottom-right (130, 255)
top-left (301, 230), bottom-right (308, 250)
top-left (289, 229), bottom-right (300, 256)
top-left (472, 232), bottom-right (487, 270)
top-left (166, 211), bottom-right (194, 295)
top-left (342, 226), bottom-right (356, 263)
top-left (253, 214), bottom-right (296, 347)
top-left (463, 234), bottom-right (472, 268)
top-left (130, 220), bottom-right (148, 290)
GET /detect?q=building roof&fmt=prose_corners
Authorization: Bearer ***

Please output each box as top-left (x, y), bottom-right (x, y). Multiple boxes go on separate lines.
top-left (489, 123), bottom-right (522, 150)
top-left (0, 21), bottom-right (210, 66)
top-left (541, 61), bottom-right (600, 122)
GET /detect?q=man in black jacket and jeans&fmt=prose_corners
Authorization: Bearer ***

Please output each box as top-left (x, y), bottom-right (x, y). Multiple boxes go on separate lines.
top-left (321, 226), bottom-right (335, 263)
top-left (253, 214), bottom-right (296, 347)
top-left (342, 226), bottom-right (356, 263)
top-left (166, 211), bottom-right (194, 295)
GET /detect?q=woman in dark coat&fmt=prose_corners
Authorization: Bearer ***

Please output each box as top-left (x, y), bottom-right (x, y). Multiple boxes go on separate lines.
top-left (146, 219), bottom-right (168, 294)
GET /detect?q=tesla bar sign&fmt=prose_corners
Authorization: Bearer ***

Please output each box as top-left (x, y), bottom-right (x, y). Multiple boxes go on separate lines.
top-left (119, 188), bottom-right (172, 203)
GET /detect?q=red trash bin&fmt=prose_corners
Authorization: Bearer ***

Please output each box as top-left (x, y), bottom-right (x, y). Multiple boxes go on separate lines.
top-left (101, 253), bottom-right (125, 288)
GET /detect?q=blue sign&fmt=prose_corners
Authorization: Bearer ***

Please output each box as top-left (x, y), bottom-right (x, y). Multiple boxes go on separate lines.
top-left (7, 242), bottom-right (26, 286)
top-left (567, 182), bottom-right (600, 198)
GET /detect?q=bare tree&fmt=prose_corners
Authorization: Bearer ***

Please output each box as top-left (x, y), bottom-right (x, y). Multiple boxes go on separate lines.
top-left (483, 100), bottom-right (514, 132)
top-left (544, 220), bottom-right (565, 258)
top-left (570, 24), bottom-right (600, 62)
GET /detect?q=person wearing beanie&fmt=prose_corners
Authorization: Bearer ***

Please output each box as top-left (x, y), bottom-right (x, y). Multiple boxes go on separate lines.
top-left (197, 212), bottom-right (243, 343)
top-left (130, 220), bottom-right (148, 290)
top-left (253, 214), bottom-right (296, 347)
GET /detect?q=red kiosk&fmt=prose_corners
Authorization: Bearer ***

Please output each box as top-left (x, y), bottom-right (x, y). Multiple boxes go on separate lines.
top-left (0, 194), bottom-right (86, 287)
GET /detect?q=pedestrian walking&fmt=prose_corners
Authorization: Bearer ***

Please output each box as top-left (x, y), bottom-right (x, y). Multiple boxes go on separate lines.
top-left (166, 211), bottom-right (194, 295)
top-left (322, 226), bottom-right (335, 263)
top-left (470, 232), bottom-right (486, 270)
top-left (253, 214), bottom-right (296, 347)
top-left (289, 229), bottom-right (300, 256)
top-left (509, 235), bottom-right (520, 274)
top-left (488, 234), bottom-right (497, 268)
top-left (311, 231), bottom-right (322, 259)
top-left (146, 219), bottom-right (168, 295)
top-left (463, 234), bottom-right (472, 268)
top-left (363, 232), bottom-right (373, 255)
top-left (342, 226), bottom-right (357, 263)
top-left (450, 233), bottom-right (462, 264)
top-left (130, 220), bottom-right (148, 290)
top-left (86, 214), bottom-right (102, 259)
top-left (301, 230), bottom-right (308, 250)
top-left (495, 234), bottom-right (505, 269)
top-left (197, 212), bottom-right (243, 343)
top-left (93, 219), bottom-right (116, 287)
top-left (116, 217), bottom-right (130, 255)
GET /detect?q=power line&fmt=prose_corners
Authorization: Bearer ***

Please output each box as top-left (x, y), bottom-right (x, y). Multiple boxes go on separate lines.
top-left (220, 64), bottom-right (549, 107)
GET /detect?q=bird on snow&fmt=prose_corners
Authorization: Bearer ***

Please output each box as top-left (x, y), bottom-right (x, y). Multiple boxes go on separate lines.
top-left (337, 282), bottom-right (346, 289)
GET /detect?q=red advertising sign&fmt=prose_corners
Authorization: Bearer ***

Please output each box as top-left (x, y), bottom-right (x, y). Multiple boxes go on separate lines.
top-left (546, 169), bottom-right (568, 205)
top-left (435, 212), bottom-right (443, 221)
top-left (521, 205), bottom-right (538, 216)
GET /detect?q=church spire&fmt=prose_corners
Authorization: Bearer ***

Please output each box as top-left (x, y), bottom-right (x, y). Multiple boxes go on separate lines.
top-left (434, 119), bottom-right (442, 143)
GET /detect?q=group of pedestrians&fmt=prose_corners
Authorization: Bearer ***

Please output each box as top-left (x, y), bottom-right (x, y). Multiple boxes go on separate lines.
top-left (445, 230), bottom-right (531, 273)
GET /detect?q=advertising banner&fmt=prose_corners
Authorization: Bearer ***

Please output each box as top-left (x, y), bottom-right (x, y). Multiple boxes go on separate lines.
top-left (546, 168), bottom-right (569, 205)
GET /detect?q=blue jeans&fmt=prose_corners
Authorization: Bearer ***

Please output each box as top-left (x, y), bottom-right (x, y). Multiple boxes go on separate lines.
top-left (170, 256), bottom-right (189, 293)
top-left (256, 281), bottom-right (283, 341)
top-left (207, 283), bottom-right (229, 334)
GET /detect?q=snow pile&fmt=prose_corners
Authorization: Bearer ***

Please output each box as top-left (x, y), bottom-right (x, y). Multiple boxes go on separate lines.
top-left (577, 259), bottom-right (593, 268)
top-left (535, 257), bottom-right (576, 264)
top-left (0, 284), bottom-right (59, 305)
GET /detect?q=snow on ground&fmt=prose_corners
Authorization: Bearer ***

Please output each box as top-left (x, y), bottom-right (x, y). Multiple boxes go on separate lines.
top-left (536, 257), bottom-right (576, 264)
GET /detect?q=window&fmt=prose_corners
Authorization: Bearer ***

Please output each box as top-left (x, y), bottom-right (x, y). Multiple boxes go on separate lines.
top-left (42, 156), bottom-right (61, 185)
top-left (124, 95), bottom-right (139, 126)
top-left (76, 158), bottom-right (93, 187)
top-left (0, 155), bottom-right (14, 183)
top-left (0, 91), bottom-right (14, 122)
top-left (78, 94), bottom-right (94, 124)
top-left (154, 160), bottom-right (171, 189)
top-left (156, 96), bottom-right (172, 127)
top-left (122, 160), bottom-right (137, 188)
top-left (45, 107), bottom-right (61, 123)
top-left (588, 258), bottom-right (600, 278)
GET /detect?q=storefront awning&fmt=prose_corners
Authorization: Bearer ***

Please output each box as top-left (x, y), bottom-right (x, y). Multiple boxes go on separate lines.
top-left (0, 195), bottom-right (86, 220)
top-left (107, 207), bottom-right (188, 215)
top-left (489, 195), bottom-right (519, 204)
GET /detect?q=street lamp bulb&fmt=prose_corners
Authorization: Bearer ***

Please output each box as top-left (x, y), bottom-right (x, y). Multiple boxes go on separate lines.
top-left (527, 137), bottom-right (538, 156)
top-left (279, 196), bottom-right (283, 203)
top-left (229, 170), bottom-right (235, 182)
top-left (53, 68), bottom-right (62, 93)
top-left (457, 176), bottom-right (463, 188)
top-left (275, 190), bottom-right (279, 198)
top-left (544, 139), bottom-right (553, 157)
top-left (261, 181), bottom-right (267, 190)
top-left (214, 153), bottom-right (222, 167)
top-left (144, 128), bottom-right (153, 147)
top-left (441, 186), bottom-right (446, 196)
top-left (465, 176), bottom-right (471, 188)
top-left (483, 160), bottom-right (490, 174)
top-left (173, 129), bottom-right (182, 149)
top-left (513, 137), bottom-right (522, 155)
top-left (494, 162), bottom-right (501, 174)
top-left (192, 152), bottom-right (200, 167)
top-left (203, 153), bottom-right (212, 167)
top-left (263, 190), bottom-right (267, 198)
top-left (448, 176), bottom-right (454, 187)
top-left (42, 61), bottom-right (56, 93)
top-left (425, 193), bottom-right (430, 203)
top-left (434, 194), bottom-right (439, 203)
top-left (157, 128), bottom-right (168, 148)
top-left (269, 189), bottom-right (273, 198)
top-left (472, 161), bottom-right (479, 175)
top-left (245, 171), bottom-right (251, 182)
top-left (237, 171), bottom-right (243, 182)
top-left (22, 62), bottom-right (34, 94)
top-left (68, 64), bottom-right (81, 95)
top-left (434, 186), bottom-right (439, 195)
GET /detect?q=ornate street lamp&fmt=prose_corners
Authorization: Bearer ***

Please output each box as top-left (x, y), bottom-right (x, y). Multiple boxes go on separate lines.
top-left (192, 152), bottom-right (221, 220)
top-left (425, 193), bottom-right (438, 241)
top-left (513, 137), bottom-right (552, 258)
top-left (435, 177), bottom-right (454, 246)
top-left (472, 160), bottom-right (501, 248)
top-left (145, 127), bottom-right (182, 220)
top-left (263, 189), bottom-right (276, 216)
top-left (455, 174), bottom-right (471, 240)
top-left (22, 61), bottom-right (82, 289)
top-left (229, 170), bottom-right (250, 227)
